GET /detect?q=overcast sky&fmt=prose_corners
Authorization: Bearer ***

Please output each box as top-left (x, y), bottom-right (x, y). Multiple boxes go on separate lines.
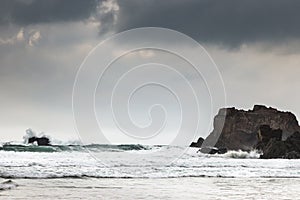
top-left (0, 0), bottom-right (300, 144)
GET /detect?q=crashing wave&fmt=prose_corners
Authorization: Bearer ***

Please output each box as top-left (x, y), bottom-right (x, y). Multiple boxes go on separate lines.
top-left (223, 150), bottom-right (261, 159)
top-left (2, 128), bottom-right (152, 153)
top-left (22, 128), bottom-right (82, 146)
top-left (0, 143), bottom-right (151, 153)
top-left (23, 128), bottom-right (38, 144)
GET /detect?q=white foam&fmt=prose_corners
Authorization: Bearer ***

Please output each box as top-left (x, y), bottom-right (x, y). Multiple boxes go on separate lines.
top-left (23, 128), bottom-right (37, 144)
top-left (22, 128), bottom-right (82, 145)
top-left (1, 147), bottom-right (300, 179)
top-left (223, 150), bottom-right (261, 159)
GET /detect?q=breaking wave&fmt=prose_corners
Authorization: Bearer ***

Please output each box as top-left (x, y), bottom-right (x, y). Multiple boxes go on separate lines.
top-left (0, 129), bottom-right (298, 179)
top-left (0, 128), bottom-right (152, 153)
top-left (22, 128), bottom-right (82, 146)
top-left (223, 150), bottom-right (261, 159)
top-left (0, 146), bottom-right (299, 179)
top-left (0, 144), bottom-right (150, 153)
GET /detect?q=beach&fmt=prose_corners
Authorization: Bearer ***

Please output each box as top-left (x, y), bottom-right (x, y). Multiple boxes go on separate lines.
top-left (1, 177), bottom-right (300, 199)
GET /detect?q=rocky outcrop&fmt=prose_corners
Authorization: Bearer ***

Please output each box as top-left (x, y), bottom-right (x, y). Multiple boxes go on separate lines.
top-left (198, 147), bottom-right (228, 154)
top-left (28, 136), bottom-right (51, 146)
top-left (200, 105), bottom-right (300, 151)
top-left (190, 137), bottom-right (228, 154)
top-left (190, 136), bottom-right (228, 154)
top-left (190, 137), bottom-right (204, 148)
top-left (255, 125), bottom-right (282, 150)
top-left (259, 129), bottom-right (300, 159)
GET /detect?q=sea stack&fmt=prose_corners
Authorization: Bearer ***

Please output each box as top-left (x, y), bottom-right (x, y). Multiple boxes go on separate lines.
top-left (28, 136), bottom-right (51, 146)
top-left (191, 105), bottom-right (300, 158)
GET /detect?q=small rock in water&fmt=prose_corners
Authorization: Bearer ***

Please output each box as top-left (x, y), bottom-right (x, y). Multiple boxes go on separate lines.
top-left (0, 180), bottom-right (18, 191)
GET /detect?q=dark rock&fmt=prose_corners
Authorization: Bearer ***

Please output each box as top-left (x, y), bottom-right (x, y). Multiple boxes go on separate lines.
top-left (199, 147), bottom-right (219, 154)
top-left (283, 131), bottom-right (300, 155)
top-left (28, 136), bottom-right (51, 146)
top-left (255, 125), bottom-right (282, 150)
top-left (260, 131), bottom-right (300, 159)
top-left (217, 147), bottom-right (228, 154)
top-left (286, 131), bottom-right (300, 143)
top-left (198, 146), bottom-right (227, 154)
top-left (257, 125), bottom-right (282, 143)
top-left (190, 137), bottom-right (204, 148)
top-left (190, 136), bottom-right (227, 154)
top-left (191, 105), bottom-right (300, 158)
top-left (259, 138), bottom-right (287, 159)
top-left (199, 105), bottom-right (300, 151)
top-left (284, 151), bottom-right (300, 159)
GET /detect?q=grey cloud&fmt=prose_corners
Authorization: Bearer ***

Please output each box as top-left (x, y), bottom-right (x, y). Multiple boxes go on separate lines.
top-left (0, 0), bottom-right (99, 25)
top-left (1, 0), bottom-right (300, 143)
top-left (115, 0), bottom-right (300, 47)
top-left (2, 0), bottom-right (300, 47)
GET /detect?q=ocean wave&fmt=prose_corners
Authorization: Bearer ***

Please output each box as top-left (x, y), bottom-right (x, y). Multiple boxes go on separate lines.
top-left (22, 128), bottom-right (83, 146)
top-left (0, 143), bottom-right (152, 153)
top-left (223, 150), bottom-right (261, 159)
top-left (1, 173), bottom-right (299, 179)
top-left (1, 147), bottom-right (300, 179)
top-left (0, 174), bottom-right (223, 179)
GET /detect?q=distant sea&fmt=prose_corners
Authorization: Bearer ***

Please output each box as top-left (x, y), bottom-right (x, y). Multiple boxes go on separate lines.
top-left (0, 143), bottom-right (300, 199)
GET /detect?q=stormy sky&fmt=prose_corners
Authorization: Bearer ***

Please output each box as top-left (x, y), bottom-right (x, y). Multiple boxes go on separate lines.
top-left (1, 0), bottom-right (300, 144)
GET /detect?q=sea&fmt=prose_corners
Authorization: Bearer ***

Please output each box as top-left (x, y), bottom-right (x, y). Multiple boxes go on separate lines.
top-left (0, 142), bottom-right (300, 199)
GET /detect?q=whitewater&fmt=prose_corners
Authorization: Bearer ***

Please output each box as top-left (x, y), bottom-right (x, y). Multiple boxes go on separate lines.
top-left (0, 144), bottom-right (300, 179)
top-left (1, 143), bottom-right (300, 199)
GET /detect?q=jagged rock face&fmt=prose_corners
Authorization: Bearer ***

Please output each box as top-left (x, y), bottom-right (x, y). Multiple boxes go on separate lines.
top-left (257, 125), bottom-right (282, 143)
top-left (260, 131), bottom-right (300, 159)
top-left (202, 105), bottom-right (300, 151)
top-left (255, 125), bottom-right (282, 150)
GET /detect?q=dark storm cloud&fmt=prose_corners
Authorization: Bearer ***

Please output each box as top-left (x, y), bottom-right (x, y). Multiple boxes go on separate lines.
top-left (115, 0), bottom-right (300, 47)
top-left (1, 0), bottom-right (300, 46)
top-left (0, 0), bottom-right (99, 25)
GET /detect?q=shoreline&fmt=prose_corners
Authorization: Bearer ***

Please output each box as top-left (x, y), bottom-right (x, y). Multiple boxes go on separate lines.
top-left (2, 177), bottom-right (300, 199)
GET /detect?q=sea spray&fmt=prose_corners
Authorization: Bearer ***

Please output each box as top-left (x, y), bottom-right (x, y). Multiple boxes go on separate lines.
top-left (23, 128), bottom-right (37, 144)
top-left (22, 128), bottom-right (82, 146)
top-left (223, 150), bottom-right (261, 159)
